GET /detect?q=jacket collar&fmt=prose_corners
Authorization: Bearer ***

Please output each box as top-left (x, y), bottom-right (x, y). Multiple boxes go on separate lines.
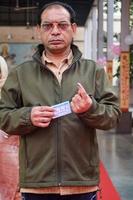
top-left (33, 44), bottom-right (82, 65)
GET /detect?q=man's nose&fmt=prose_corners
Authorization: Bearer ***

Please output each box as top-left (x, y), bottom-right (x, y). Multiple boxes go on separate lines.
top-left (51, 24), bottom-right (61, 34)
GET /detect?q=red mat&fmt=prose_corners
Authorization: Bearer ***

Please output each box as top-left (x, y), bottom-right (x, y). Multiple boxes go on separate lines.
top-left (97, 162), bottom-right (121, 200)
top-left (0, 131), bottom-right (121, 200)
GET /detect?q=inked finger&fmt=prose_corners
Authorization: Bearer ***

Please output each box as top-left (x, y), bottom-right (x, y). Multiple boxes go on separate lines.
top-left (77, 83), bottom-right (88, 99)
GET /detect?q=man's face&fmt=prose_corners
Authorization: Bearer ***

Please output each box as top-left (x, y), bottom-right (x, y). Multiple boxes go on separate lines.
top-left (37, 6), bottom-right (77, 53)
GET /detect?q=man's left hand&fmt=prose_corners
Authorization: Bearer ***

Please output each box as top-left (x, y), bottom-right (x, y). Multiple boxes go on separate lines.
top-left (71, 83), bottom-right (92, 113)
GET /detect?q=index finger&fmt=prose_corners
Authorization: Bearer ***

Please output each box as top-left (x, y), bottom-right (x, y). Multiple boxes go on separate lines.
top-left (77, 82), bottom-right (88, 98)
top-left (40, 106), bottom-right (54, 112)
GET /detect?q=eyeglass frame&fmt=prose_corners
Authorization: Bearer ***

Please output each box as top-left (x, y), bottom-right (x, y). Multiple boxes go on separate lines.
top-left (40, 21), bottom-right (74, 32)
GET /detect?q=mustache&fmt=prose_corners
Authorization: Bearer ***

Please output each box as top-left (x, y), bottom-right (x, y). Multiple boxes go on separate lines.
top-left (49, 38), bottom-right (63, 41)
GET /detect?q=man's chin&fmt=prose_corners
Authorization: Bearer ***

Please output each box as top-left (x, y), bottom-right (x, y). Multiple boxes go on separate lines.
top-left (50, 43), bottom-right (63, 48)
top-left (49, 46), bottom-right (66, 53)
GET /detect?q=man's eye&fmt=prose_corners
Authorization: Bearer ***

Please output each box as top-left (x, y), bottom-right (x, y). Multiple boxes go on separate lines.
top-left (41, 23), bottom-right (70, 32)
top-left (42, 24), bottom-right (53, 31)
top-left (58, 23), bottom-right (69, 30)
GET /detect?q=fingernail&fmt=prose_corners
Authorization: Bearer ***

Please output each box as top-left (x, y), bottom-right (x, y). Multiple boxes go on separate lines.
top-left (77, 82), bottom-right (82, 88)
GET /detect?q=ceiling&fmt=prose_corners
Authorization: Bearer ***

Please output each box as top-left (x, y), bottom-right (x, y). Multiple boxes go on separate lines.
top-left (0, 0), bottom-right (94, 27)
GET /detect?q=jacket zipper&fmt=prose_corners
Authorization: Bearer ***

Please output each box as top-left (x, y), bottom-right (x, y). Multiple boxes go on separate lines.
top-left (56, 117), bottom-right (62, 185)
top-left (57, 81), bottom-right (63, 186)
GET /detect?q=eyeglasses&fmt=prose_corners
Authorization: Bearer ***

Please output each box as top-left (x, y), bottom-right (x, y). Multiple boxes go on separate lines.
top-left (40, 22), bottom-right (72, 32)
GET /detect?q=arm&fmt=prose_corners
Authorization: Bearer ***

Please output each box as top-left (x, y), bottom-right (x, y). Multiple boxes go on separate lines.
top-left (0, 68), bottom-right (54, 135)
top-left (0, 68), bottom-right (34, 135)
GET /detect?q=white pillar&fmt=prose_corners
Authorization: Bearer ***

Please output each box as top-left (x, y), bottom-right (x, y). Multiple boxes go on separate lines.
top-left (97, 0), bottom-right (104, 58)
top-left (84, 17), bottom-right (92, 59)
top-left (92, 5), bottom-right (97, 61)
top-left (83, 0), bottom-right (97, 60)
top-left (107, 0), bottom-right (114, 60)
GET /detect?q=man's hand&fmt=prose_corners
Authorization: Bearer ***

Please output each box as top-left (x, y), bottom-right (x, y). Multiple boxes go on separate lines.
top-left (30, 106), bottom-right (54, 127)
top-left (71, 83), bottom-right (92, 113)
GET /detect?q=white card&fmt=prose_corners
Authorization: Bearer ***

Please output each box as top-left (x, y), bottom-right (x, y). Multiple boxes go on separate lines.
top-left (52, 101), bottom-right (72, 119)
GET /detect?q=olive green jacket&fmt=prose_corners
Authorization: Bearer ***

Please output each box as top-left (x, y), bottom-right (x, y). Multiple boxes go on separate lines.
top-left (0, 44), bottom-right (121, 188)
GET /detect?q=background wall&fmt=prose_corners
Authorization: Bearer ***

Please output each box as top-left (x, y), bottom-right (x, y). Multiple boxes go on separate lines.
top-left (0, 26), bottom-right (84, 69)
top-left (0, 26), bottom-right (84, 51)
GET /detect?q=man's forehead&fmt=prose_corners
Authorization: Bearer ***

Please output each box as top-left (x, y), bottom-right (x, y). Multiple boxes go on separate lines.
top-left (41, 6), bottom-right (70, 21)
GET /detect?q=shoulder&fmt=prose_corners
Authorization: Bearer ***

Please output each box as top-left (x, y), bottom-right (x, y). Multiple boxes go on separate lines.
top-left (80, 58), bottom-right (96, 65)
top-left (80, 57), bottom-right (104, 71)
top-left (12, 60), bottom-right (36, 72)
top-left (7, 60), bottom-right (36, 81)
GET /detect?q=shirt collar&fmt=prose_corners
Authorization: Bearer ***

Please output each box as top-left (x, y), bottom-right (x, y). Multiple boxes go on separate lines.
top-left (42, 50), bottom-right (73, 66)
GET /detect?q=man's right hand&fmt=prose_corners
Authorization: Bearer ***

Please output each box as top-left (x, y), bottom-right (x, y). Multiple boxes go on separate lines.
top-left (30, 106), bottom-right (54, 127)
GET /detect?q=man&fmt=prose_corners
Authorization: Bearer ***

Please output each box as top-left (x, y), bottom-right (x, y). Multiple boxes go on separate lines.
top-left (0, 2), bottom-right (121, 200)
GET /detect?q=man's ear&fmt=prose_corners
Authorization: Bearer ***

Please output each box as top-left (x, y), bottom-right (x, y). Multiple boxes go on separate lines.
top-left (71, 23), bottom-right (77, 34)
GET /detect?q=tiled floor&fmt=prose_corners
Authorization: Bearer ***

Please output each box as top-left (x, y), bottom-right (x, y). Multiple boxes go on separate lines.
top-left (97, 129), bottom-right (133, 200)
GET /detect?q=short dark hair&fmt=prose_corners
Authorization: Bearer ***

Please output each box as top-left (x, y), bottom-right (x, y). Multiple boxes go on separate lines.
top-left (37, 1), bottom-right (76, 25)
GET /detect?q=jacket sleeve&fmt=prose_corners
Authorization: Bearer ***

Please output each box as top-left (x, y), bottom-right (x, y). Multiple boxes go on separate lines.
top-left (78, 67), bottom-right (122, 130)
top-left (0, 68), bottom-right (36, 135)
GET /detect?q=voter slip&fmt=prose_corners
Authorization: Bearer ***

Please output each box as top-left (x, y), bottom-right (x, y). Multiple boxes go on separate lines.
top-left (52, 101), bottom-right (72, 119)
